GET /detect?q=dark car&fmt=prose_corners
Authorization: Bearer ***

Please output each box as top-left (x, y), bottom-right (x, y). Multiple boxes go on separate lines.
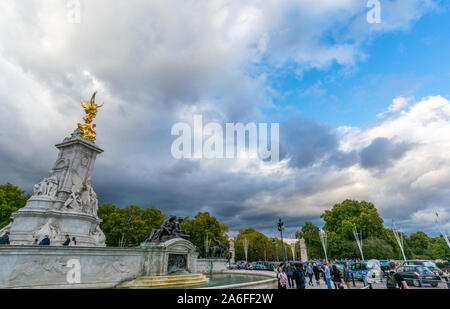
top-left (403, 260), bottom-right (448, 281)
top-left (397, 265), bottom-right (439, 287)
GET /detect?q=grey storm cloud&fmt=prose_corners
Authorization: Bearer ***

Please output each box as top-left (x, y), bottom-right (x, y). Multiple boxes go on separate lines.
top-left (280, 118), bottom-right (338, 168)
top-left (360, 137), bottom-right (412, 170)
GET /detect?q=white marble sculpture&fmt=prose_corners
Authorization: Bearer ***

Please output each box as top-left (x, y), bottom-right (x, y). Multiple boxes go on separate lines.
top-left (33, 218), bottom-right (61, 241)
top-left (33, 176), bottom-right (58, 198)
top-left (90, 224), bottom-right (106, 245)
top-left (62, 170), bottom-right (99, 216)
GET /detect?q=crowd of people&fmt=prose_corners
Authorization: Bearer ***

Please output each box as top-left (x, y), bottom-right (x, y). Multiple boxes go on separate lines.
top-left (274, 261), bottom-right (409, 290)
top-left (0, 232), bottom-right (77, 246)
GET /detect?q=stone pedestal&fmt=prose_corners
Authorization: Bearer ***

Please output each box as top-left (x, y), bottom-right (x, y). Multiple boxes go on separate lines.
top-left (7, 129), bottom-right (106, 247)
top-left (140, 238), bottom-right (198, 276)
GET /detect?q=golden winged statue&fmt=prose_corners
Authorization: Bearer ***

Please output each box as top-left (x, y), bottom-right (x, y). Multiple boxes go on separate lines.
top-left (77, 91), bottom-right (104, 141)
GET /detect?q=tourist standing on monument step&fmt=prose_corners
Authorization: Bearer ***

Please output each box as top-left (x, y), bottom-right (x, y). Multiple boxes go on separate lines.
top-left (62, 235), bottom-right (71, 246)
top-left (39, 235), bottom-right (50, 246)
top-left (0, 232), bottom-right (10, 245)
top-left (71, 237), bottom-right (77, 246)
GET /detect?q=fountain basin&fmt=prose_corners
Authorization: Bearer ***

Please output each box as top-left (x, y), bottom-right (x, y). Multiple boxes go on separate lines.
top-left (116, 274), bottom-right (208, 289)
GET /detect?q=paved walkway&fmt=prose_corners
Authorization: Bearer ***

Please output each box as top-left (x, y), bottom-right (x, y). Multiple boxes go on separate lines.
top-left (292, 278), bottom-right (365, 289)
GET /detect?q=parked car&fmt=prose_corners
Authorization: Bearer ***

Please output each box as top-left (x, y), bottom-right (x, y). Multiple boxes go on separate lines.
top-left (397, 265), bottom-right (439, 287)
top-left (252, 263), bottom-right (266, 270)
top-left (265, 261), bottom-right (277, 271)
top-left (227, 262), bottom-right (238, 270)
top-left (236, 260), bottom-right (247, 269)
top-left (403, 260), bottom-right (448, 281)
top-left (350, 261), bottom-right (369, 280)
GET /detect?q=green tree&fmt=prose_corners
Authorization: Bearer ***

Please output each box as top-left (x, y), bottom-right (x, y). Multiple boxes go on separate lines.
top-left (181, 212), bottom-right (229, 258)
top-left (98, 203), bottom-right (165, 247)
top-left (0, 183), bottom-right (31, 228)
top-left (295, 222), bottom-right (323, 259)
top-left (235, 228), bottom-right (270, 261)
top-left (362, 239), bottom-right (395, 259)
top-left (321, 200), bottom-right (385, 240)
top-left (407, 231), bottom-right (432, 258)
top-left (429, 236), bottom-right (450, 260)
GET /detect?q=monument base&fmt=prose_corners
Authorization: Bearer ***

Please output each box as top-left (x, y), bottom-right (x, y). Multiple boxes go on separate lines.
top-left (0, 246), bottom-right (143, 289)
top-left (196, 258), bottom-right (228, 273)
top-left (10, 208), bottom-right (104, 247)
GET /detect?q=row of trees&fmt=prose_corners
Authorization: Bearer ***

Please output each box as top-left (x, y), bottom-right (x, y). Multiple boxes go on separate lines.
top-left (295, 200), bottom-right (450, 261)
top-left (234, 228), bottom-right (295, 261)
top-left (233, 200), bottom-right (449, 261)
top-left (0, 183), bottom-right (448, 261)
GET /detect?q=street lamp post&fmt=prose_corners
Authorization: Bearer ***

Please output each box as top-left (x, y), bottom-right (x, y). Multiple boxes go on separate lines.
top-left (272, 239), bottom-right (276, 262)
top-left (278, 218), bottom-right (286, 262)
top-left (319, 228), bottom-right (328, 263)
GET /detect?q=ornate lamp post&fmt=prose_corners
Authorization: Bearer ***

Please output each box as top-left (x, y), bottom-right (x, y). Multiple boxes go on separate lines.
top-left (277, 218), bottom-right (286, 262)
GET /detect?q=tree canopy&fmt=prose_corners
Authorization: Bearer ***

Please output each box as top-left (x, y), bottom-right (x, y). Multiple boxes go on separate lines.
top-left (181, 211), bottom-right (229, 258)
top-left (98, 203), bottom-right (165, 247)
top-left (0, 183), bottom-right (30, 228)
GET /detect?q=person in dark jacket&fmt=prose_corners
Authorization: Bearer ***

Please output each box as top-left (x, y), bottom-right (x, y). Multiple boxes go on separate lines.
top-left (284, 262), bottom-right (294, 288)
top-left (292, 265), bottom-right (305, 289)
top-left (0, 232), bottom-right (10, 245)
top-left (313, 263), bottom-right (321, 285)
top-left (331, 264), bottom-right (342, 289)
top-left (39, 235), bottom-right (51, 246)
top-left (62, 234), bottom-right (71, 246)
top-left (343, 263), bottom-right (351, 289)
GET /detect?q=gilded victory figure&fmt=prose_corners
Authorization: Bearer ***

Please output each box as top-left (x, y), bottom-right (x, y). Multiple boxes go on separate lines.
top-left (78, 91), bottom-right (104, 141)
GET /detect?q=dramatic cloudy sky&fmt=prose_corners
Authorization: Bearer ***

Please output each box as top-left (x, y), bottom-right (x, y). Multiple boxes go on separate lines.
top-left (1, 0), bottom-right (450, 237)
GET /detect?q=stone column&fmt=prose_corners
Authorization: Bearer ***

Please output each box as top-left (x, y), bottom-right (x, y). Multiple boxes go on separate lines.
top-left (299, 238), bottom-right (308, 262)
